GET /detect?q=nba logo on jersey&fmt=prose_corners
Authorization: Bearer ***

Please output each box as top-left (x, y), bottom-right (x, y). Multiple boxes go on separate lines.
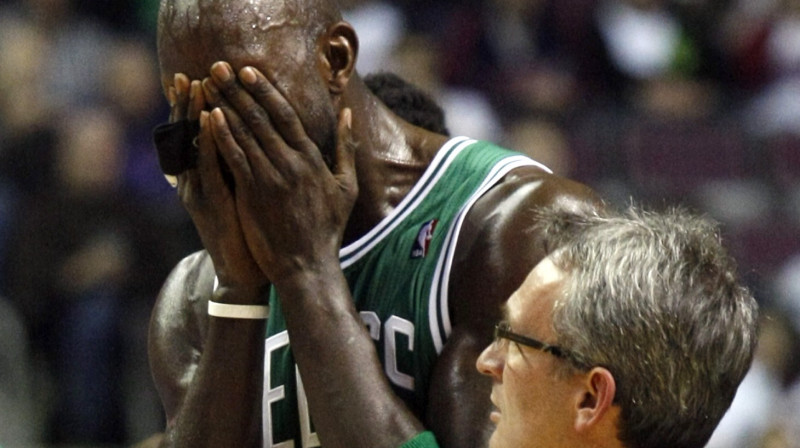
top-left (411, 219), bottom-right (439, 259)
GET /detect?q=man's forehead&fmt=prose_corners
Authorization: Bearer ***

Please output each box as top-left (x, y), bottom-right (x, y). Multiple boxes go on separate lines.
top-left (159, 0), bottom-right (307, 40)
top-left (157, 0), bottom-right (309, 82)
top-left (160, 0), bottom-right (300, 22)
top-left (504, 257), bottom-right (566, 328)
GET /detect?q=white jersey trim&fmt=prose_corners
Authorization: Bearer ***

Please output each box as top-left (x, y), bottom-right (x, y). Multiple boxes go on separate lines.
top-left (339, 137), bottom-right (474, 269)
top-left (429, 152), bottom-right (551, 354)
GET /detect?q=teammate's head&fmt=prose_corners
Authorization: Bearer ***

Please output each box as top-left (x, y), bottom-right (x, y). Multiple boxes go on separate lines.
top-left (156, 0), bottom-right (358, 159)
top-left (364, 72), bottom-right (449, 136)
top-left (477, 206), bottom-right (758, 448)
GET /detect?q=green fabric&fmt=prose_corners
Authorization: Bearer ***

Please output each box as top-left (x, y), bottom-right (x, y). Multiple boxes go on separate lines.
top-left (261, 137), bottom-right (545, 446)
top-left (399, 431), bottom-right (440, 448)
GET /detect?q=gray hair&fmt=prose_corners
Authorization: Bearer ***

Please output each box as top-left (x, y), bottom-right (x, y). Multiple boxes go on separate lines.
top-left (538, 206), bottom-right (758, 448)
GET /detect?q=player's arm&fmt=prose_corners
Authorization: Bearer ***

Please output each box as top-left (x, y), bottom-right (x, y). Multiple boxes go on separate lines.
top-left (149, 251), bottom-right (266, 448)
top-left (148, 75), bottom-right (269, 448)
top-left (426, 170), bottom-right (603, 447)
top-left (205, 61), bottom-right (432, 448)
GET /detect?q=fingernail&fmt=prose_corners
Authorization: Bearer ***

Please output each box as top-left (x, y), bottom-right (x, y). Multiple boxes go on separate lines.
top-left (174, 73), bottom-right (188, 92)
top-left (212, 62), bottom-right (232, 82)
top-left (198, 111), bottom-right (209, 133)
top-left (211, 108), bottom-right (225, 125)
top-left (202, 78), bottom-right (219, 98)
top-left (167, 87), bottom-right (177, 107)
top-left (240, 67), bottom-right (257, 85)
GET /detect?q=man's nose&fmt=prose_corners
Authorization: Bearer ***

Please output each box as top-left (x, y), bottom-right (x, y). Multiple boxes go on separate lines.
top-left (476, 342), bottom-right (503, 379)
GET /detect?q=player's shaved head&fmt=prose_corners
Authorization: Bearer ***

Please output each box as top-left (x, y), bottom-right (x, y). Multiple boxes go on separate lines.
top-left (156, 0), bottom-right (358, 168)
top-left (157, 0), bottom-right (342, 87)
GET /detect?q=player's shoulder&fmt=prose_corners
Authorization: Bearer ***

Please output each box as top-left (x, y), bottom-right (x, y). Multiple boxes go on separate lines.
top-left (163, 249), bottom-right (215, 295)
top-left (149, 250), bottom-right (215, 420)
top-left (469, 166), bottom-right (601, 225)
top-left (456, 166), bottom-right (601, 259)
top-left (153, 249), bottom-right (215, 324)
top-left (447, 167), bottom-right (602, 327)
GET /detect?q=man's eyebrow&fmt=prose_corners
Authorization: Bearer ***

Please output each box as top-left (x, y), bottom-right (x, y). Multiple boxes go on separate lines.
top-left (499, 302), bottom-right (510, 322)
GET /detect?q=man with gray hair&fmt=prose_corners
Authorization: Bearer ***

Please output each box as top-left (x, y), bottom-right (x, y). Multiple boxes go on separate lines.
top-left (476, 206), bottom-right (759, 448)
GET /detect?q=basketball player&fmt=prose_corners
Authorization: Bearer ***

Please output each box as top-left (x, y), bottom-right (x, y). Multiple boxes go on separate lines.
top-left (148, 0), bottom-right (599, 446)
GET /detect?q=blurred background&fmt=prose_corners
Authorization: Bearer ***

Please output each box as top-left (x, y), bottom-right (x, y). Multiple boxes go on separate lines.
top-left (0, 0), bottom-right (799, 446)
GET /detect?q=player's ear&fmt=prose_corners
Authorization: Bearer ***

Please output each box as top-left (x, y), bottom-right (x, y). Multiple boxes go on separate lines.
top-left (320, 21), bottom-right (358, 94)
top-left (574, 367), bottom-right (616, 433)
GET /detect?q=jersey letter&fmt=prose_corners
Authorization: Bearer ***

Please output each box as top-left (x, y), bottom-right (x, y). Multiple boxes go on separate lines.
top-left (385, 316), bottom-right (415, 391)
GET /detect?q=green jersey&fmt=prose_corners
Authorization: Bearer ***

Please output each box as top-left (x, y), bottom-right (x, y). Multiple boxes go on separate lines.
top-left (262, 137), bottom-right (549, 447)
top-left (400, 431), bottom-right (439, 448)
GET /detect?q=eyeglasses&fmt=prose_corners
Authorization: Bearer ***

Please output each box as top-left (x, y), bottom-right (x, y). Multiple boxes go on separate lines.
top-left (494, 321), bottom-right (572, 360)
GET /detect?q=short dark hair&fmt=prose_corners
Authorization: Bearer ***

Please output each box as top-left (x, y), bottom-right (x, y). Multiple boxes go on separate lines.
top-left (364, 72), bottom-right (449, 136)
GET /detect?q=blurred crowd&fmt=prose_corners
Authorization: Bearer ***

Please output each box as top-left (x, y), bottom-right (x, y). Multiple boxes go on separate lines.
top-left (0, 0), bottom-right (799, 446)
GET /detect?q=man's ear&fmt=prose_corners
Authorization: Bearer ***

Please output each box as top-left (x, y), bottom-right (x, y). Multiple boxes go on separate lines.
top-left (574, 367), bottom-right (616, 433)
top-left (320, 21), bottom-right (358, 94)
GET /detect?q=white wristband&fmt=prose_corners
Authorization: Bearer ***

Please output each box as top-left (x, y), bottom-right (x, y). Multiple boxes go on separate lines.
top-left (208, 301), bottom-right (270, 319)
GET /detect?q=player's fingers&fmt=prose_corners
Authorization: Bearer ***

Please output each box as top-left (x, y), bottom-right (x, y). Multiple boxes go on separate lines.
top-left (187, 80), bottom-right (206, 122)
top-left (172, 73), bottom-right (191, 122)
top-left (167, 86), bottom-right (179, 123)
top-left (204, 76), bottom-right (282, 178)
top-left (237, 66), bottom-right (318, 158)
top-left (210, 62), bottom-right (292, 162)
top-left (171, 74), bottom-right (200, 199)
top-left (201, 77), bottom-right (223, 109)
top-left (203, 78), bottom-right (259, 153)
top-left (196, 110), bottom-right (226, 191)
top-left (209, 107), bottom-right (256, 189)
top-left (176, 163), bottom-right (201, 211)
top-left (334, 108), bottom-right (358, 193)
